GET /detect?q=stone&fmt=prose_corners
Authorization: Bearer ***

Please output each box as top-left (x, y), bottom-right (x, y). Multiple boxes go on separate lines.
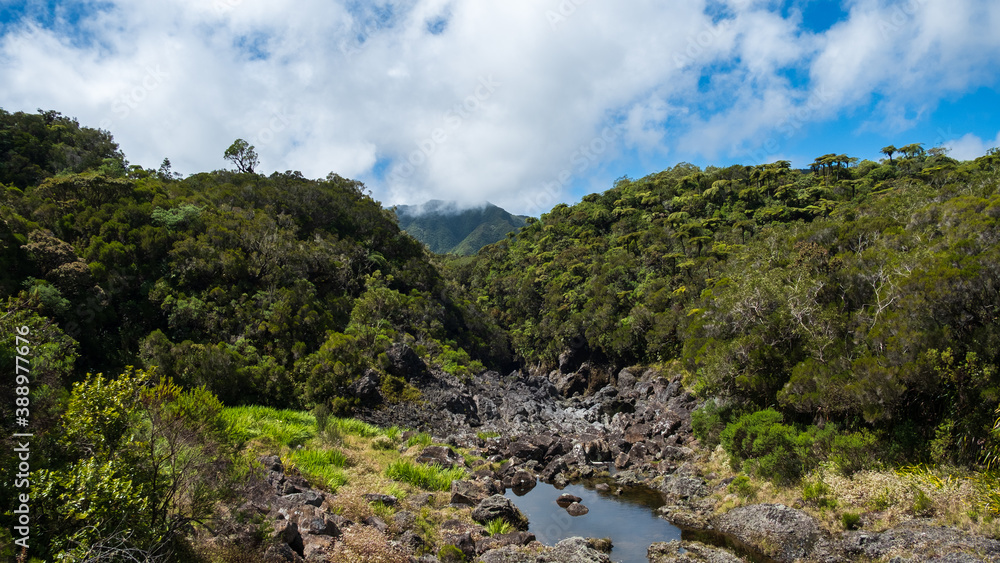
top-left (713, 503), bottom-right (820, 563)
top-left (556, 493), bottom-right (582, 507)
top-left (471, 495), bottom-right (529, 530)
top-left (350, 369), bottom-right (382, 406)
top-left (647, 540), bottom-right (744, 563)
top-left (476, 531), bottom-right (537, 554)
top-left (536, 537), bottom-right (612, 562)
top-left (566, 502), bottom-right (589, 516)
top-left (301, 535), bottom-right (335, 561)
top-left (362, 493), bottom-right (398, 506)
top-left (281, 490), bottom-right (324, 507)
top-left (416, 445), bottom-right (465, 469)
top-left (451, 479), bottom-right (496, 506)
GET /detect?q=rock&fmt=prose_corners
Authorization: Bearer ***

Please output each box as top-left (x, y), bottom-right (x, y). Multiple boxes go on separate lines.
top-left (263, 542), bottom-right (304, 562)
top-left (350, 369), bottom-right (382, 406)
top-left (392, 510), bottom-right (416, 531)
top-left (536, 537), bottom-right (612, 562)
top-left (451, 479), bottom-right (499, 506)
top-left (363, 515), bottom-right (388, 534)
top-left (398, 530), bottom-right (424, 551)
top-left (660, 476), bottom-right (708, 502)
top-left (556, 493), bottom-right (582, 507)
top-left (566, 502), bottom-right (589, 516)
top-left (272, 519), bottom-right (302, 546)
top-left (539, 457), bottom-right (568, 482)
top-left (475, 531), bottom-right (537, 554)
top-left (441, 530), bottom-right (477, 559)
top-left (713, 503), bottom-right (820, 563)
top-left (478, 546), bottom-right (536, 563)
top-left (831, 519), bottom-right (1000, 562)
top-left (281, 491), bottom-right (325, 507)
top-left (550, 364), bottom-right (590, 397)
top-left (509, 471), bottom-right (536, 495)
top-left (301, 535), bottom-right (335, 561)
top-left (386, 343), bottom-right (426, 380)
top-left (416, 445), bottom-right (465, 469)
top-left (260, 454), bottom-right (284, 472)
top-left (508, 440), bottom-right (545, 462)
top-left (471, 495), bottom-right (529, 530)
top-left (647, 540), bottom-right (743, 563)
top-left (302, 515), bottom-right (339, 537)
top-left (595, 483), bottom-right (610, 492)
top-left (362, 493), bottom-right (398, 506)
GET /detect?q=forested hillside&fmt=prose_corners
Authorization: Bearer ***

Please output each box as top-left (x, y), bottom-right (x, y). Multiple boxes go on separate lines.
top-left (453, 147), bottom-right (1000, 466)
top-left (395, 200), bottom-right (528, 255)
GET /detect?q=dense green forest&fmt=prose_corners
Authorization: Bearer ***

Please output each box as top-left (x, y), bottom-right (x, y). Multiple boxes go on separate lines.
top-left (451, 144), bottom-right (1000, 469)
top-left (394, 200), bottom-right (528, 255)
top-left (3, 108), bottom-right (1000, 560)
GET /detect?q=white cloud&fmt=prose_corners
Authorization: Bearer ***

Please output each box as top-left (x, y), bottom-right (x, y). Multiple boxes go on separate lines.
top-left (945, 131), bottom-right (1000, 161)
top-left (0, 0), bottom-right (996, 214)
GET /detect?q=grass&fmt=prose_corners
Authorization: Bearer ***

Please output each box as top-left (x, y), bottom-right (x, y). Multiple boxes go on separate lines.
top-left (385, 459), bottom-right (467, 491)
top-left (476, 431), bottom-right (500, 441)
top-left (327, 416), bottom-right (385, 438)
top-left (484, 518), bottom-right (514, 536)
top-left (406, 432), bottom-right (433, 448)
top-left (221, 406), bottom-right (316, 448)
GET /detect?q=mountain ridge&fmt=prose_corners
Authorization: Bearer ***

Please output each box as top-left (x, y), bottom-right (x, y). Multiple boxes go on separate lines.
top-left (394, 199), bottom-right (528, 255)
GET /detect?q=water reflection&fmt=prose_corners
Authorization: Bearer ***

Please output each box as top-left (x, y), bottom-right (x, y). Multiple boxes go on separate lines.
top-left (504, 477), bottom-right (681, 563)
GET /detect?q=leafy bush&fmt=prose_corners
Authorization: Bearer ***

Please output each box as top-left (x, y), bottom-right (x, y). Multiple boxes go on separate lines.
top-left (802, 477), bottom-right (837, 509)
top-left (720, 409), bottom-right (807, 483)
top-left (912, 488), bottom-right (935, 516)
top-left (438, 544), bottom-right (466, 562)
top-left (841, 511), bottom-right (861, 530)
top-left (385, 459), bottom-right (466, 491)
top-left (830, 430), bottom-right (880, 475)
top-left (727, 474), bottom-right (757, 500)
top-left (692, 399), bottom-right (734, 447)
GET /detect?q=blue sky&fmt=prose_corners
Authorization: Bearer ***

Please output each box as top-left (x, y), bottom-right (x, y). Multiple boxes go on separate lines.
top-left (1, 0), bottom-right (998, 215)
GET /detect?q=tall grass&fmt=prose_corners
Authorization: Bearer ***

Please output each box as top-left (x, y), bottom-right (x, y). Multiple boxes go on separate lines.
top-left (222, 406), bottom-right (316, 448)
top-left (327, 416), bottom-right (384, 438)
top-left (406, 432), bottom-right (433, 448)
top-left (385, 459), bottom-right (466, 491)
top-left (288, 447), bottom-right (349, 491)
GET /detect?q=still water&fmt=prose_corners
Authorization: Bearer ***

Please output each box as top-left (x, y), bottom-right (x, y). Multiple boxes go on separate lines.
top-left (504, 478), bottom-right (682, 563)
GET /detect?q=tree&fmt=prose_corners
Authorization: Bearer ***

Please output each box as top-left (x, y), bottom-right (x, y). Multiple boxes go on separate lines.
top-left (223, 139), bottom-right (259, 174)
top-left (880, 145), bottom-right (897, 164)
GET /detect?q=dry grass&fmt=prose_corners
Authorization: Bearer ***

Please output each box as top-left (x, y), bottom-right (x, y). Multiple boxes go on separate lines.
top-left (698, 446), bottom-right (1000, 538)
top-left (330, 526), bottom-right (409, 563)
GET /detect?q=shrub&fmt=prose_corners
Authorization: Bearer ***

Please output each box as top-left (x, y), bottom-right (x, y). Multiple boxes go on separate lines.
top-left (372, 436), bottom-right (396, 450)
top-left (728, 474), bottom-right (757, 500)
top-left (841, 512), bottom-right (861, 530)
top-left (438, 544), bottom-right (466, 562)
top-left (692, 399), bottom-right (733, 447)
top-left (802, 477), bottom-right (837, 509)
top-left (912, 488), bottom-right (934, 516)
top-left (385, 459), bottom-right (466, 491)
top-left (830, 430), bottom-right (880, 475)
top-left (720, 409), bottom-right (806, 483)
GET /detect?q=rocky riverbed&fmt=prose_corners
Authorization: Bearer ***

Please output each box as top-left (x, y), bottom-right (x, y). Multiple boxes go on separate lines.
top-left (248, 344), bottom-right (1000, 562)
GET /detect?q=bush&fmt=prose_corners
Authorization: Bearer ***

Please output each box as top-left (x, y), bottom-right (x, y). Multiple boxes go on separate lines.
top-left (841, 512), bottom-right (861, 530)
top-left (438, 544), bottom-right (466, 562)
top-left (802, 477), bottom-right (837, 509)
top-left (720, 409), bottom-right (807, 483)
top-left (728, 474), bottom-right (757, 500)
top-left (692, 399), bottom-right (734, 447)
top-left (830, 430), bottom-right (880, 475)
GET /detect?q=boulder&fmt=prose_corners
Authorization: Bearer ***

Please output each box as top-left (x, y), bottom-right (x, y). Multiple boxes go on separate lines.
top-left (536, 537), bottom-right (612, 562)
top-left (556, 494), bottom-right (582, 507)
top-left (713, 503), bottom-right (820, 563)
top-left (350, 369), bottom-right (382, 406)
top-left (301, 535), bottom-right (335, 561)
top-left (416, 445), bottom-right (465, 469)
top-left (386, 343), bottom-right (426, 380)
top-left (566, 502), bottom-right (589, 516)
top-left (471, 495), bottom-right (529, 530)
top-left (508, 440), bottom-right (545, 462)
top-left (647, 540), bottom-right (743, 563)
top-left (281, 491), bottom-right (325, 508)
top-left (362, 493), bottom-right (398, 506)
top-left (475, 531), bottom-right (537, 554)
top-left (478, 546), bottom-right (535, 563)
top-left (451, 478), bottom-right (500, 506)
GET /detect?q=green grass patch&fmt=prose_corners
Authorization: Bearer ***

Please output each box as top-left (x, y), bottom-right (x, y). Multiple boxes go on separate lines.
top-left (484, 518), bottom-right (514, 536)
top-left (288, 447), bottom-right (349, 491)
top-left (476, 431), bottom-right (500, 441)
top-left (327, 416), bottom-right (384, 438)
top-left (406, 432), bottom-right (433, 448)
top-left (385, 459), bottom-right (466, 491)
top-left (222, 406), bottom-right (317, 448)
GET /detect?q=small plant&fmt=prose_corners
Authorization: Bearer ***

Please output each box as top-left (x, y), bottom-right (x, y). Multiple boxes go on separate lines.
top-left (841, 511), bottom-right (861, 530)
top-left (371, 501), bottom-right (396, 520)
top-left (406, 432), bottom-right (433, 448)
top-left (484, 518), bottom-right (514, 536)
top-left (802, 477), bottom-right (837, 509)
top-left (372, 436), bottom-right (396, 450)
top-left (438, 544), bottom-right (466, 562)
top-left (869, 488), bottom-right (893, 511)
top-left (384, 425), bottom-right (404, 442)
top-left (477, 431), bottom-right (500, 441)
top-left (912, 487), bottom-right (935, 516)
top-left (728, 474), bottom-right (757, 500)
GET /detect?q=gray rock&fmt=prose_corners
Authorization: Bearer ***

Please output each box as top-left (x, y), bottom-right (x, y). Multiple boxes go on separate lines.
top-left (350, 369), bottom-right (382, 406)
top-left (475, 531), bottom-right (537, 554)
top-left (362, 493), bottom-right (398, 506)
top-left (263, 542), bottom-right (304, 562)
top-left (451, 479), bottom-right (498, 506)
top-left (471, 495), bottom-right (529, 530)
top-left (281, 490), bottom-right (324, 507)
top-left (386, 342), bottom-right (426, 380)
top-left (660, 476), bottom-right (708, 502)
top-left (566, 502), bottom-right (589, 516)
top-left (713, 503), bottom-right (820, 563)
top-left (478, 546), bottom-right (535, 563)
top-left (416, 445), bottom-right (465, 469)
top-left (647, 540), bottom-right (743, 563)
top-left (535, 537), bottom-right (612, 562)
top-left (301, 534), bottom-right (335, 561)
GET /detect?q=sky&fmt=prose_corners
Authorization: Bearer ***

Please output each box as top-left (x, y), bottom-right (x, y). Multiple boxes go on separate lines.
top-left (1, 0), bottom-right (998, 216)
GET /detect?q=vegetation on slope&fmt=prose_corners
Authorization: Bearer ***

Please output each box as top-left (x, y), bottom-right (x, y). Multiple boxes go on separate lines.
top-left (395, 200), bottom-right (528, 255)
top-left (455, 146), bottom-right (1000, 466)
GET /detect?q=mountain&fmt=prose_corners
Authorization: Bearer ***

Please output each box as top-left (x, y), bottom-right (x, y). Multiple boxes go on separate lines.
top-left (394, 200), bottom-right (529, 255)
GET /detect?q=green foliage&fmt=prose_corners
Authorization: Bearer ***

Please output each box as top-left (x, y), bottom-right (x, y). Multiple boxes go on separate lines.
top-left (720, 409), bottom-right (808, 483)
top-left (438, 544), bottom-right (467, 562)
top-left (830, 430), bottom-right (880, 475)
top-left (841, 512), bottom-right (861, 530)
top-left (691, 399), bottom-right (735, 447)
top-left (484, 517), bottom-right (515, 536)
top-left (395, 201), bottom-right (527, 255)
top-left (221, 405), bottom-right (316, 448)
top-left (406, 432), bottom-right (433, 448)
top-left (802, 477), bottom-right (837, 509)
top-left (385, 459), bottom-right (466, 491)
top-left (727, 474), bottom-right (757, 500)
top-left (287, 448), bottom-right (349, 491)
top-left (912, 488), bottom-right (935, 516)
